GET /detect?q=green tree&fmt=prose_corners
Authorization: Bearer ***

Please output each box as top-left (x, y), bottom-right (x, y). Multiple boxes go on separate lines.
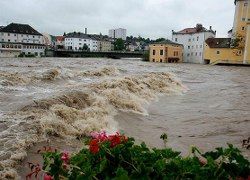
top-left (155, 38), bottom-right (166, 42)
top-left (82, 44), bottom-right (90, 51)
top-left (114, 38), bottom-right (125, 51)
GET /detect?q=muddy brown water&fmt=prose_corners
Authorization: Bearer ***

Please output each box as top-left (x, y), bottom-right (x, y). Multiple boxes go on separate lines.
top-left (0, 58), bottom-right (249, 179)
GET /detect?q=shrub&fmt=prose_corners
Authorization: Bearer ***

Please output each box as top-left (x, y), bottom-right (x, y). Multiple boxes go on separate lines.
top-left (27, 132), bottom-right (250, 180)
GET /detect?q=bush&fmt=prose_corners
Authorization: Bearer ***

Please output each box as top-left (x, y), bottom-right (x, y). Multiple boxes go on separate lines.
top-left (142, 51), bottom-right (149, 61)
top-left (27, 132), bottom-right (250, 180)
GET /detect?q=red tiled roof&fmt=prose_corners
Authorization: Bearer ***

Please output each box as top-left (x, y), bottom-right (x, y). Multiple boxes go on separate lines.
top-left (56, 36), bottom-right (65, 42)
top-left (177, 28), bottom-right (197, 34)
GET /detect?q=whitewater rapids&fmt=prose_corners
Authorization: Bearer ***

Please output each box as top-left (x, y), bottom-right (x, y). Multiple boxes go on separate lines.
top-left (0, 58), bottom-right (185, 179)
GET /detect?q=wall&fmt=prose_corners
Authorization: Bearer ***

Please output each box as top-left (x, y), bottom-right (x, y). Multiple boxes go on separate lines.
top-left (149, 44), bottom-right (183, 63)
top-left (172, 31), bottom-right (215, 64)
top-left (244, 23), bottom-right (250, 63)
top-left (0, 32), bottom-right (45, 57)
top-left (65, 38), bottom-right (98, 51)
top-left (204, 44), bottom-right (243, 64)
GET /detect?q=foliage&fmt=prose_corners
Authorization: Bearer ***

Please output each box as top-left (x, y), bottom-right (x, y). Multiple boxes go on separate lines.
top-left (142, 51), bottom-right (149, 61)
top-left (18, 52), bottom-right (36, 58)
top-left (27, 132), bottom-right (250, 180)
top-left (155, 38), bottom-right (166, 42)
top-left (231, 33), bottom-right (245, 51)
top-left (81, 44), bottom-right (90, 51)
top-left (114, 38), bottom-right (125, 51)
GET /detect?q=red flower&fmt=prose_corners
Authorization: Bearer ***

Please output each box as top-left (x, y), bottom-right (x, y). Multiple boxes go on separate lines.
top-left (44, 174), bottom-right (53, 180)
top-left (109, 134), bottom-right (121, 148)
top-left (89, 139), bottom-right (100, 154)
top-left (61, 151), bottom-right (70, 164)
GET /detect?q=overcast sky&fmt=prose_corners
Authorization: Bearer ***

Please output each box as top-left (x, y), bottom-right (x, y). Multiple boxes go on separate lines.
top-left (0, 0), bottom-right (235, 39)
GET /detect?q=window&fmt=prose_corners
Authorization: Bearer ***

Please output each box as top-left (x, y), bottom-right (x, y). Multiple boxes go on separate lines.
top-left (153, 50), bottom-right (156, 55)
top-left (8, 39), bottom-right (10, 42)
top-left (216, 51), bottom-right (220, 54)
top-left (242, 27), bottom-right (245, 30)
top-left (160, 49), bottom-right (163, 55)
top-left (187, 53), bottom-right (190, 56)
top-left (175, 38), bottom-right (178, 42)
top-left (192, 46), bottom-right (194, 49)
top-left (188, 46), bottom-right (190, 49)
top-left (244, 3), bottom-right (248, 6)
top-left (193, 38), bottom-right (195, 41)
top-left (197, 37), bottom-right (199, 41)
top-left (195, 52), bottom-right (198, 56)
top-left (35, 52), bottom-right (38, 56)
top-left (21, 35), bottom-right (23, 37)
top-left (191, 52), bottom-right (193, 56)
top-left (152, 59), bottom-right (155, 62)
top-left (242, 18), bottom-right (246, 21)
top-left (196, 45), bottom-right (198, 48)
top-left (188, 39), bottom-right (191, 42)
top-left (14, 34), bottom-right (16, 36)
top-left (160, 59), bottom-right (163, 62)
top-left (1, 39), bottom-right (4, 42)
top-left (200, 52), bottom-right (202, 56)
top-left (8, 33), bottom-right (10, 36)
top-left (33, 36), bottom-right (35, 38)
top-left (174, 51), bottom-right (178, 56)
top-left (200, 45), bottom-right (202, 48)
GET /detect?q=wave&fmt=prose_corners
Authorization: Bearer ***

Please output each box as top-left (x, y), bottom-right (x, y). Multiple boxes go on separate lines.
top-left (0, 70), bottom-right (184, 179)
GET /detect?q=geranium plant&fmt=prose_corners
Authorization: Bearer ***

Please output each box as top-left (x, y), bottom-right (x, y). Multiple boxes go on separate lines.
top-left (26, 132), bottom-right (250, 180)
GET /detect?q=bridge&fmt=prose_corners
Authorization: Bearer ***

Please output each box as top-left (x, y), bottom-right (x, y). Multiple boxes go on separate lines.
top-left (46, 50), bottom-right (144, 59)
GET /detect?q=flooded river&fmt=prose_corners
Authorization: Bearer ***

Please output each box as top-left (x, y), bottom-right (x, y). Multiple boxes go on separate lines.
top-left (0, 58), bottom-right (249, 179)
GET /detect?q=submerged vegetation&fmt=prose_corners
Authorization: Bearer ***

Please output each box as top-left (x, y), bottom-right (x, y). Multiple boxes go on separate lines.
top-left (26, 132), bottom-right (250, 180)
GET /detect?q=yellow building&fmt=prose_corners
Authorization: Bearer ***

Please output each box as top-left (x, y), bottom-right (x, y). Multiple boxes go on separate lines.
top-left (204, 0), bottom-right (250, 65)
top-left (149, 40), bottom-right (183, 63)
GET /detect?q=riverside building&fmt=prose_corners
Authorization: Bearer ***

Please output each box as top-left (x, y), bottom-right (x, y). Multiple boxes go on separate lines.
top-left (64, 32), bottom-right (98, 51)
top-left (0, 23), bottom-right (45, 57)
top-left (172, 24), bottom-right (216, 64)
top-left (204, 0), bottom-right (250, 65)
top-left (149, 40), bottom-right (183, 63)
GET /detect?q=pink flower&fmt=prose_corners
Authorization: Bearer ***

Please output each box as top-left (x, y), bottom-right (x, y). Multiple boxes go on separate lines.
top-left (61, 151), bottom-right (70, 164)
top-left (44, 174), bottom-right (53, 180)
top-left (90, 131), bottom-right (108, 142)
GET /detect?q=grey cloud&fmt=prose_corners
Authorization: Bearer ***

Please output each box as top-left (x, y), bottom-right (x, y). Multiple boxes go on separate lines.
top-left (0, 0), bottom-right (235, 39)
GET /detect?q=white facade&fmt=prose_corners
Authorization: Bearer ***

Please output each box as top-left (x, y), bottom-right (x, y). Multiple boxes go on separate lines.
top-left (64, 34), bottom-right (98, 52)
top-left (172, 30), bottom-right (215, 64)
top-left (0, 23), bottom-right (45, 57)
top-left (108, 28), bottom-right (127, 40)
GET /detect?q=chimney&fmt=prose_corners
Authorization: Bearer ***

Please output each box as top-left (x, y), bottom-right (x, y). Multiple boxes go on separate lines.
top-left (85, 28), bottom-right (87, 34)
top-left (209, 26), bottom-right (212, 30)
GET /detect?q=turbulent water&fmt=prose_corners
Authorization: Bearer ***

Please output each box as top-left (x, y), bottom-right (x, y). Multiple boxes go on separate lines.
top-left (0, 58), bottom-right (249, 179)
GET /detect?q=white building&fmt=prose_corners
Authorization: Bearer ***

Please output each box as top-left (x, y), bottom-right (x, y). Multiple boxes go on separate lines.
top-left (108, 28), bottom-right (127, 40)
top-left (172, 24), bottom-right (216, 64)
top-left (0, 23), bottom-right (45, 57)
top-left (64, 32), bottom-right (98, 51)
